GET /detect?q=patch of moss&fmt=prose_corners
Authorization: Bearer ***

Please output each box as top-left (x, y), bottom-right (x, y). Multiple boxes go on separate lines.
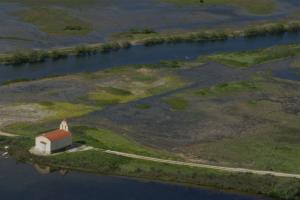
top-left (165, 97), bottom-right (188, 110)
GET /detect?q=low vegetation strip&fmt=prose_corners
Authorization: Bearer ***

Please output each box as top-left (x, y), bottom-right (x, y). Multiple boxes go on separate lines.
top-left (104, 150), bottom-right (300, 179)
top-left (204, 44), bottom-right (300, 68)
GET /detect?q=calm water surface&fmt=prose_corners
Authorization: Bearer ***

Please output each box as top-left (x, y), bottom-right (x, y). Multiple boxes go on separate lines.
top-left (1, 32), bottom-right (300, 84)
top-left (0, 156), bottom-right (268, 200)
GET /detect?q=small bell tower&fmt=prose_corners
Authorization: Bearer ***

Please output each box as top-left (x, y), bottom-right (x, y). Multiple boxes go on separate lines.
top-left (59, 120), bottom-right (69, 132)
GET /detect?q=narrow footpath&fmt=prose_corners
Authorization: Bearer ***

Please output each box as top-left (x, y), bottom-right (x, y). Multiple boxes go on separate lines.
top-left (0, 131), bottom-right (17, 137)
top-left (104, 150), bottom-right (300, 179)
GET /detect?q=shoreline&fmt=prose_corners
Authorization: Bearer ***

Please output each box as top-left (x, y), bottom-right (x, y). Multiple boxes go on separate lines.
top-left (1, 19), bottom-right (300, 65)
top-left (0, 149), bottom-right (269, 200)
top-left (2, 138), bottom-right (298, 200)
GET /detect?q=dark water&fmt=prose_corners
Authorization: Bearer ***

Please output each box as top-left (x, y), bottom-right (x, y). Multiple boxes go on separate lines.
top-left (1, 32), bottom-right (300, 84)
top-left (273, 68), bottom-right (300, 81)
top-left (0, 156), bottom-right (268, 200)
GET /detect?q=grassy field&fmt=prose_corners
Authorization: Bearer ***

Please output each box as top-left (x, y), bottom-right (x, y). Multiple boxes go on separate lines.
top-left (86, 66), bottom-right (187, 107)
top-left (174, 77), bottom-right (300, 174)
top-left (16, 7), bottom-right (92, 36)
top-left (39, 102), bottom-right (95, 120)
top-left (205, 44), bottom-right (300, 68)
top-left (161, 0), bottom-right (277, 14)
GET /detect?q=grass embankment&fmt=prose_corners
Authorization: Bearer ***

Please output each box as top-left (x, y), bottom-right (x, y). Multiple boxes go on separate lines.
top-left (204, 44), bottom-right (300, 68)
top-left (160, 0), bottom-right (277, 15)
top-left (1, 136), bottom-right (299, 200)
top-left (0, 41), bottom-right (131, 65)
top-left (112, 20), bottom-right (300, 46)
top-left (16, 7), bottom-right (92, 36)
top-left (2, 20), bottom-right (300, 65)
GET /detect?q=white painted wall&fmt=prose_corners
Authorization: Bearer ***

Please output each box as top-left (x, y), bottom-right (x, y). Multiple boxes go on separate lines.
top-left (35, 135), bottom-right (72, 154)
top-left (60, 120), bottom-right (69, 132)
top-left (35, 136), bottom-right (51, 154)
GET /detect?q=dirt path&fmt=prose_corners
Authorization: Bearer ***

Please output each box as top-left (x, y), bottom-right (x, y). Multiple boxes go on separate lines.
top-left (0, 131), bottom-right (17, 137)
top-left (104, 150), bottom-right (300, 179)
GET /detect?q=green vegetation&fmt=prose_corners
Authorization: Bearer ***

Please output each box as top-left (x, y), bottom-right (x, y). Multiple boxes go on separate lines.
top-left (101, 87), bottom-right (132, 96)
top-left (0, 49), bottom-right (70, 65)
top-left (244, 22), bottom-right (300, 37)
top-left (173, 77), bottom-right (300, 175)
top-left (195, 81), bottom-right (259, 96)
top-left (39, 101), bottom-right (95, 120)
top-left (87, 67), bottom-right (187, 107)
top-left (16, 7), bottom-right (92, 36)
top-left (4, 122), bottom-right (53, 137)
top-left (161, 0), bottom-right (277, 15)
top-left (2, 50), bottom-right (49, 65)
top-left (165, 97), bottom-right (189, 110)
top-left (72, 126), bottom-right (172, 158)
top-left (143, 30), bottom-right (228, 46)
top-left (195, 126), bottom-right (300, 173)
top-left (135, 103), bottom-right (151, 109)
top-left (205, 44), bottom-right (300, 68)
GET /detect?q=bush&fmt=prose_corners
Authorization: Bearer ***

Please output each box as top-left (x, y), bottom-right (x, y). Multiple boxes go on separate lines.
top-left (50, 50), bottom-right (68, 60)
top-left (75, 45), bottom-right (97, 56)
top-left (100, 43), bottom-right (121, 53)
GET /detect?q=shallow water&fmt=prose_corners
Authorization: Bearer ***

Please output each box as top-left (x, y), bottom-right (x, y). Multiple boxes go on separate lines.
top-left (0, 156), bottom-right (268, 200)
top-left (273, 68), bottom-right (300, 81)
top-left (1, 32), bottom-right (300, 84)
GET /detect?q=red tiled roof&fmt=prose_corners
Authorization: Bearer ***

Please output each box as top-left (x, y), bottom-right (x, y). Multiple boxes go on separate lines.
top-left (42, 129), bottom-right (72, 142)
